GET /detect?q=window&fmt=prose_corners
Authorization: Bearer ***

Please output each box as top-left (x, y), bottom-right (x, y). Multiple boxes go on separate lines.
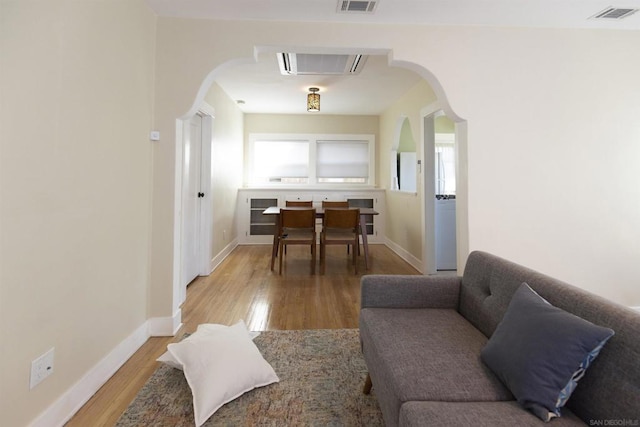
top-left (252, 139), bottom-right (309, 184)
top-left (249, 134), bottom-right (374, 186)
top-left (316, 140), bottom-right (369, 183)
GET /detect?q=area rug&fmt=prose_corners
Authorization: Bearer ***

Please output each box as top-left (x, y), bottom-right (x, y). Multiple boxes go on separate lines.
top-left (116, 328), bottom-right (383, 426)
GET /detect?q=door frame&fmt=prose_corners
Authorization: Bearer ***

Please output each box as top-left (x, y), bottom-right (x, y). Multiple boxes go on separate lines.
top-left (172, 103), bottom-right (215, 310)
top-left (198, 104), bottom-right (214, 277)
top-left (420, 103), bottom-right (469, 275)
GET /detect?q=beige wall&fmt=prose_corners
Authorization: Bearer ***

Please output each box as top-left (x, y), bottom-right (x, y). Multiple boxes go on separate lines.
top-left (435, 115), bottom-right (455, 134)
top-left (0, 1), bottom-right (156, 425)
top-left (381, 80), bottom-right (438, 260)
top-left (243, 113), bottom-right (379, 187)
top-left (397, 118), bottom-right (417, 152)
top-left (3, 7), bottom-right (640, 425)
top-left (203, 83), bottom-right (244, 256)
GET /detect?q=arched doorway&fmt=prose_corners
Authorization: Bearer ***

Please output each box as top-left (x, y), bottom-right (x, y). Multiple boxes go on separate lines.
top-left (169, 48), bottom-right (469, 324)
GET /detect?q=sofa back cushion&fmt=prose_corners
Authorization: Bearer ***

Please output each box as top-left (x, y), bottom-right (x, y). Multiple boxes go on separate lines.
top-left (459, 251), bottom-right (640, 422)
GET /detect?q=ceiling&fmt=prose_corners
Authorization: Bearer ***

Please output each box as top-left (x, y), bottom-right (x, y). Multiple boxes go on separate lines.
top-left (214, 52), bottom-right (423, 115)
top-left (146, 0), bottom-right (640, 115)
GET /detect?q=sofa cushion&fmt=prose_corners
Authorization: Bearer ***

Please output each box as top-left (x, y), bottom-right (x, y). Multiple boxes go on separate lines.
top-left (459, 251), bottom-right (640, 422)
top-left (481, 283), bottom-right (614, 422)
top-left (360, 308), bottom-right (513, 426)
top-left (399, 401), bottom-right (585, 427)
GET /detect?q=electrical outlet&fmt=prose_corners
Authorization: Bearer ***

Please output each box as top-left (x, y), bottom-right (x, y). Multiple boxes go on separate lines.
top-left (30, 347), bottom-right (54, 389)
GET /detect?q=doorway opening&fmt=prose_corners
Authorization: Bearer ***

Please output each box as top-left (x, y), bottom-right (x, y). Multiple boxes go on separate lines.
top-left (421, 108), bottom-right (466, 275)
top-left (434, 116), bottom-right (457, 271)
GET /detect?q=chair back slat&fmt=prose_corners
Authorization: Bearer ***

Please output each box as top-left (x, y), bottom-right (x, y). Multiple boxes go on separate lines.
top-left (278, 208), bottom-right (316, 274)
top-left (320, 208), bottom-right (360, 274)
top-left (322, 201), bottom-right (349, 208)
top-left (286, 200), bottom-right (313, 207)
top-left (281, 208), bottom-right (316, 229)
top-left (323, 208), bottom-right (359, 230)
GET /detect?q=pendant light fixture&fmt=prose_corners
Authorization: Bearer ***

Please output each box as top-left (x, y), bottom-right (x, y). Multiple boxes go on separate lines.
top-left (307, 87), bottom-right (320, 112)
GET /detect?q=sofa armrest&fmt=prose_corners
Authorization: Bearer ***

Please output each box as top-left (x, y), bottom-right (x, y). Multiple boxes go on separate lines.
top-left (361, 275), bottom-right (461, 310)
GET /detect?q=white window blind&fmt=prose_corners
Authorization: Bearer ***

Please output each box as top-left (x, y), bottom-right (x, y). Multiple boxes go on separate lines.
top-left (253, 140), bottom-right (309, 183)
top-left (316, 140), bottom-right (369, 179)
top-left (249, 133), bottom-right (374, 186)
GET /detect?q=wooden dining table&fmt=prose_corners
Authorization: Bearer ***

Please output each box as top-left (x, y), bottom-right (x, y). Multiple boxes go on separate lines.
top-left (262, 206), bottom-right (378, 272)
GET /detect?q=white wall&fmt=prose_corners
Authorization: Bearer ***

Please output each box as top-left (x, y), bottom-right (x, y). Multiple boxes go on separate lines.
top-left (0, 1), bottom-right (156, 425)
top-left (426, 28), bottom-right (640, 303)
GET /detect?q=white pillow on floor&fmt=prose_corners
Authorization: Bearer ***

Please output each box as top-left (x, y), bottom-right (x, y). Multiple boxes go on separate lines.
top-left (167, 320), bottom-right (278, 426)
top-left (156, 322), bottom-right (260, 370)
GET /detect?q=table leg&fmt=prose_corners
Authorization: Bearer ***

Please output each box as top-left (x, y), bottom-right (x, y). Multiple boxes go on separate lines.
top-left (270, 214), bottom-right (280, 271)
top-left (359, 214), bottom-right (370, 269)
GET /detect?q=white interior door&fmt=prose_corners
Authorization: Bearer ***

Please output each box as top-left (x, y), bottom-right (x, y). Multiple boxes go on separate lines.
top-left (181, 113), bottom-right (203, 301)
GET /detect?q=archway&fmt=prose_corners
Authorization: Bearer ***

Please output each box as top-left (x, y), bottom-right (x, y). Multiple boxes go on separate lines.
top-left (170, 48), bottom-right (469, 323)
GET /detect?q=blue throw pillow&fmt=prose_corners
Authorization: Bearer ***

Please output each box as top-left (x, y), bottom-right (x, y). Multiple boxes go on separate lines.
top-left (480, 283), bottom-right (614, 421)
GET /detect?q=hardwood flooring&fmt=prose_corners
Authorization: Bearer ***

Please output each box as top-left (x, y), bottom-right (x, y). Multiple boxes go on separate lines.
top-left (66, 244), bottom-right (420, 426)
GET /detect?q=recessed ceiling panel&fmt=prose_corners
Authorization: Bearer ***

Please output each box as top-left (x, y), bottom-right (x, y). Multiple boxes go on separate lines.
top-left (278, 53), bottom-right (368, 75)
top-left (591, 7), bottom-right (638, 19)
top-left (338, 0), bottom-right (378, 13)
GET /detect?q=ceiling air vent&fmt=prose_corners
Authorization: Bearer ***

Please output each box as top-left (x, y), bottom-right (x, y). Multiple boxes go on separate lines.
top-left (591, 7), bottom-right (638, 19)
top-left (277, 53), bottom-right (368, 76)
top-left (338, 0), bottom-right (378, 14)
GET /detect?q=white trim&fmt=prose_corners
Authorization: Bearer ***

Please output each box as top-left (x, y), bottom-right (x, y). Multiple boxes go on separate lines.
top-left (173, 118), bottom-right (185, 312)
top-left (209, 238), bottom-right (239, 274)
top-left (632, 306), bottom-right (640, 313)
top-left (29, 322), bottom-right (150, 427)
top-left (384, 238), bottom-right (423, 273)
top-left (198, 102), bottom-right (215, 117)
top-left (199, 111), bottom-right (214, 276)
top-left (148, 309), bottom-right (183, 337)
top-left (174, 104), bottom-right (216, 313)
top-left (420, 107), bottom-right (439, 276)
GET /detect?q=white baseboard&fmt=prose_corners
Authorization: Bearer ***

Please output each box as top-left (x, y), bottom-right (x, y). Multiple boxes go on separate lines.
top-left (29, 238), bottom-right (240, 425)
top-left (384, 238), bottom-right (423, 273)
top-left (209, 238), bottom-right (238, 273)
top-left (29, 321), bottom-right (150, 427)
top-left (148, 308), bottom-right (182, 337)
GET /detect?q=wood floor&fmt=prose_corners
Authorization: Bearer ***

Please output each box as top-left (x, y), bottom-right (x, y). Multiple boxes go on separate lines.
top-left (66, 244), bottom-right (420, 426)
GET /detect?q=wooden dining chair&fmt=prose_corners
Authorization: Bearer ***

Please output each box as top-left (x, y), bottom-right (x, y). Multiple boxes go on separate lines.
top-left (286, 200), bottom-right (313, 207)
top-left (278, 208), bottom-right (317, 274)
top-left (320, 208), bottom-right (360, 274)
top-left (321, 200), bottom-right (359, 255)
top-left (283, 201), bottom-right (313, 256)
top-left (321, 200), bottom-right (349, 208)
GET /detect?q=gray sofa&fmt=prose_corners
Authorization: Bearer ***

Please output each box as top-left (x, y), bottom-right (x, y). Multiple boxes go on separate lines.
top-left (359, 251), bottom-right (640, 426)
